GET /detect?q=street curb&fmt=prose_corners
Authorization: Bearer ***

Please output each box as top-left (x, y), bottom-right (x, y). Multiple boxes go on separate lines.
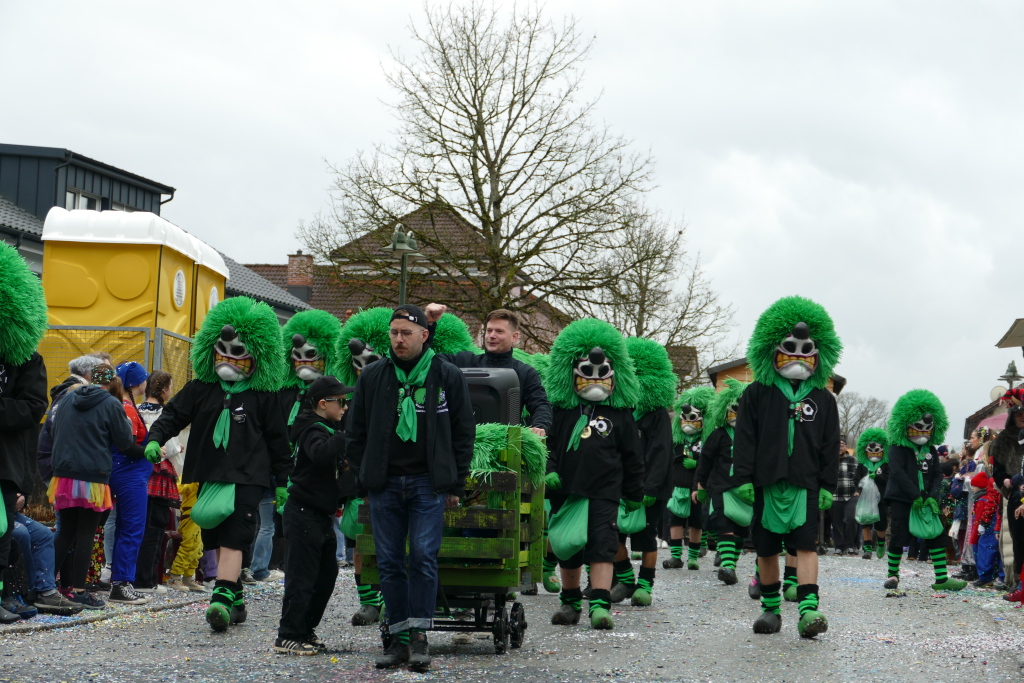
top-left (0, 595), bottom-right (207, 635)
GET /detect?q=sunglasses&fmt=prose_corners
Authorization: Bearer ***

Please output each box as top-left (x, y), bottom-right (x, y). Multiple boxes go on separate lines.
top-left (322, 398), bottom-right (348, 405)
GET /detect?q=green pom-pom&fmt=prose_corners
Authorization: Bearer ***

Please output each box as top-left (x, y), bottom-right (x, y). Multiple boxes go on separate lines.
top-left (746, 296), bottom-right (842, 389)
top-left (0, 242), bottom-right (47, 365)
top-left (625, 337), bottom-right (678, 415)
top-left (432, 312), bottom-right (478, 355)
top-left (887, 389), bottom-right (949, 449)
top-left (192, 296), bottom-right (285, 392)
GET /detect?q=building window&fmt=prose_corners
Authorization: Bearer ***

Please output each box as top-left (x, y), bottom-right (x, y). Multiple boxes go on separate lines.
top-left (65, 190), bottom-right (101, 211)
top-left (111, 202), bottom-right (133, 212)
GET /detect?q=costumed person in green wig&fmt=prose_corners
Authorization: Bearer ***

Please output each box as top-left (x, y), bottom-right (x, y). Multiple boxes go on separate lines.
top-left (0, 243), bottom-right (49, 624)
top-left (695, 378), bottom-right (751, 587)
top-left (732, 296), bottom-right (841, 638)
top-left (882, 390), bottom-right (965, 592)
top-left (145, 297), bottom-right (292, 632)
top-left (854, 428), bottom-right (890, 560)
top-left (665, 387), bottom-right (716, 571)
top-left (280, 310), bottom-right (344, 428)
top-left (607, 337), bottom-right (676, 606)
top-left (544, 319), bottom-right (644, 630)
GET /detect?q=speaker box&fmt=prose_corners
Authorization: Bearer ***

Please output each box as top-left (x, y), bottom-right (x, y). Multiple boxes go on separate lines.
top-left (461, 367), bottom-right (521, 426)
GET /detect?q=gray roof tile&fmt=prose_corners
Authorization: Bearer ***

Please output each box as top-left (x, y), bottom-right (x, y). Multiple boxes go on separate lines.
top-left (0, 195), bottom-right (43, 237)
top-left (220, 251), bottom-right (312, 312)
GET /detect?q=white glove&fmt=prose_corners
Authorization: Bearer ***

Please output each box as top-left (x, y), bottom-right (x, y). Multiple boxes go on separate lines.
top-left (978, 525), bottom-right (987, 535)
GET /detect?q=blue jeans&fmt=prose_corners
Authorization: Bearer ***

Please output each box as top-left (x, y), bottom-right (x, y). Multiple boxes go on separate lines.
top-left (251, 490), bottom-right (276, 580)
top-left (109, 452), bottom-right (153, 583)
top-left (13, 514), bottom-right (57, 593)
top-left (369, 475), bottom-right (445, 633)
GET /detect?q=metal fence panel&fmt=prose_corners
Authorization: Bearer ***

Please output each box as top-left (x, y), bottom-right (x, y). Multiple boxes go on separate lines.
top-left (39, 326), bottom-right (151, 382)
top-left (153, 328), bottom-right (193, 389)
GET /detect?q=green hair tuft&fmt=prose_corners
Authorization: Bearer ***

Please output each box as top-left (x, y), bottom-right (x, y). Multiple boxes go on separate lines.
top-left (335, 308), bottom-right (394, 386)
top-left (672, 386), bottom-right (716, 444)
top-left (0, 243), bottom-right (47, 365)
top-left (855, 427), bottom-right (890, 468)
top-left (470, 424), bottom-right (547, 489)
top-left (280, 310), bottom-right (343, 388)
top-left (704, 378), bottom-right (749, 441)
top-left (191, 296), bottom-right (286, 392)
top-left (432, 312), bottom-right (478, 355)
top-left (887, 389), bottom-right (949, 449)
top-left (625, 337), bottom-right (678, 415)
top-left (544, 318), bottom-right (638, 409)
top-left (746, 295), bottom-right (842, 389)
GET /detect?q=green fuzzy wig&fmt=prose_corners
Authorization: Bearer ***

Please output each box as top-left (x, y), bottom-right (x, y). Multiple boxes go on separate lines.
top-left (887, 389), bottom-right (949, 449)
top-left (433, 312), bottom-right (478, 355)
top-left (856, 427), bottom-right (890, 468)
top-left (517, 351), bottom-right (549, 381)
top-left (625, 337), bottom-right (678, 415)
top-left (703, 378), bottom-right (749, 441)
top-left (672, 386), bottom-right (716, 445)
top-left (336, 307), bottom-right (393, 386)
top-left (471, 423), bottom-right (547, 489)
top-left (746, 295), bottom-right (843, 390)
top-left (280, 310), bottom-right (343, 389)
top-left (544, 318), bottom-right (639, 409)
top-left (191, 296), bottom-right (286, 392)
top-left (0, 242), bottom-right (47, 365)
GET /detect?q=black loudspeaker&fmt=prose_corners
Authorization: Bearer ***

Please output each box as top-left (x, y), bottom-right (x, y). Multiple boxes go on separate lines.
top-left (461, 368), bottom-right (521, 426)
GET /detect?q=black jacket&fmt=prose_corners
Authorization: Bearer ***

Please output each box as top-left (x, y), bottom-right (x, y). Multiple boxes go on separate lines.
top-left (696, 427), bottom-right (741, 494)
top-left (0, 352), bottom-right (49, 492)
top-left (732, 381), bottom-right (840, 493)
top-left (440, 349), bottom-right (553, 431)
top-left (50, 385), bottom-right (134, 485)
top-left (672, 438), bottom-right (702, 489)
top-left (855, 462), bottom-right (889, 498)
top-left (884, 444), bottom-right (942, 504)
top-left (287, 409), bottom-right (348, 516)
top-left (146, 380), bottom-right (292, 487)
top-left (637, 408), bottom-right (673, 500)
top-left (546, 405), bottom-right (644, 503)
top-left (50, 374), bottom-right (86, 403)
top-left (346, 354), bottom-right (475, 496)
top-left (990, 412), bottom-right (1024, 497)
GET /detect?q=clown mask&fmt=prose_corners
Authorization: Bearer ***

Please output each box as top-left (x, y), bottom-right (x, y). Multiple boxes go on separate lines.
top-left (865, 441), bottom-right (885, 462)
top-left (774, 322), bottom-right (818, 381)
top-left (291, 334), bottom-right (325, 383)
top-left (678, 404), bottom-right (703, 435)
top-left (907, 414), bottom-right (934, 446)
top-left (214, 325), bottom-right (254, 382)
top-left (726, 403), bottom-right (739, 428)
top-left (574, 347), bottom-right (614, 402)
top-left (348, 337), bottom-right (382, 376)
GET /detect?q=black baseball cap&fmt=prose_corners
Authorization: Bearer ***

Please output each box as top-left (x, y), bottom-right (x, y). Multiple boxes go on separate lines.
top-left (306, 376), bottom-right (354, 404)
top-left (391, 304), bottom-right (428, 329)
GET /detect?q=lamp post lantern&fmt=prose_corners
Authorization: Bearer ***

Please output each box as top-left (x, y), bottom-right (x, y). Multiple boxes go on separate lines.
top-left (382, 225), bottom-right (422, 305)
top-left (1000, 361), bottom-right (1024, 390)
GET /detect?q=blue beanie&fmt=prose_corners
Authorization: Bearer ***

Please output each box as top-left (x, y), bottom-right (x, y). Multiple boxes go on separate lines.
top-left (116, 361), bottom-right (149, 389)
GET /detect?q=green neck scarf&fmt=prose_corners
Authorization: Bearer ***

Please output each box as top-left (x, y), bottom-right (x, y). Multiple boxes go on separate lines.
top-left (863, 458), bottom-right (884, 478)
top-left (568, 404), bottom-right (596, 452)
top-left (213, 377), bottom-right (252, 450)
top-left (392, 348), bottom-right (436, 442)
top-left (772, 376), bottom-right (814, 456)
top-left (915, 446), bottom-right (929, 491)
top-left (633, 407), bottom-right (644, 421)
top-left (287, 388), bottom-right (307, 427)
top-left (679, 430), bottom-right (700, 448)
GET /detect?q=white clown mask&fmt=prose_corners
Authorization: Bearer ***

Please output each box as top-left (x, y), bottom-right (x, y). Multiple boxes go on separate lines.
top-left (774, 321), bottom-right (818, 381)
top-left (574, 347), bottom-right (615, 402)
top-left (291, 334), bottom-right (325, 383)
top-left (907, 414), bottom-right (934, 446)
top-left (865, 441), bottom-right (885, 462)
top-left (726, 403), bottom-right (739, 428)
top-left (214, 325), bottom-right (255, 382)
top-left (678, 404), bottom-right (703, 435)
top-left (347, 338), bottom-right (382, 376)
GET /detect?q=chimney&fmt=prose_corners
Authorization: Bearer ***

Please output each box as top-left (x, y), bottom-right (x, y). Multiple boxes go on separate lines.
top-left (286, 250), bottom-right (313, 302)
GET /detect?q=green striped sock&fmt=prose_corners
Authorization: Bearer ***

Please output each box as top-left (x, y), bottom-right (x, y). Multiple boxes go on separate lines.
top-left (560, 587), bottom-right (583, 611)
top-left (543, 554), bottom-right (558, 574)
top-left (718, 537), bottom-right (739, 570)
top-left (876, 539), bottom-right (886, 555)
top-left (637, 567), bottom-right (655, 592)
top-left (396, 630), bottom-right (410, 645)
top-left (930, 548), bottom-right (948, 582)
top-left (700, 531), bottom-right (709, 550)
top-left (614, 559), bottom-right (635, 587)
top-left (783, 565), bottom-right (798, 591)
top-left (357, 584), bottom-right (382, 607)
top-left (797, 583), bottom-right (819, 616)
top-left (708, 531), bottom-right (719, 550)
top-left (760, 581), bottom-right (782, 615)
top-left (686, 541), bottom-right (699, 561)
top-left (669, 538), bottom-right (683, 559)
top-left (589, 588), bottom-right (611, 615)
top-left (232, 585), bottom-right (244, 607)
top-left (887, 549), bottom-right (902, 577)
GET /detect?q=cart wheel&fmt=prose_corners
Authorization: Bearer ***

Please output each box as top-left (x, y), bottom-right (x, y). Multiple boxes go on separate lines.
top-left (509, 602), bottom-right (526, 649)
top-left (492, 606), bottom-right (510, 654)
top-left (379, 604), bottom-right (392, 649)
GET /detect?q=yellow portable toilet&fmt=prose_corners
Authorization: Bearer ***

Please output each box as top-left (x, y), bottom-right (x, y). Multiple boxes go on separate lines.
top-left (187, 233), bottom-right (228, 335)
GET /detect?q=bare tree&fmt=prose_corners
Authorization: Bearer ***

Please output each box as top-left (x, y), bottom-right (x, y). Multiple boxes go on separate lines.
top-left (298, 2), bottom-right (655, 347)
top-left (836, 391), bottom-right (889, 444)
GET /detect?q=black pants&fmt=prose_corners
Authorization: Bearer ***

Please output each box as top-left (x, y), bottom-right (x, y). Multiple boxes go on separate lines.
top-left (278, 502), bottom-right (338, 640)
top-left (136, 497), bottom-right (173, 588)
top-left (53, 507), bottom-right (103, 590)
top-left (0, 480), bottom-right (17, 584)
top-left (831, 499), bottom-right (859, 550)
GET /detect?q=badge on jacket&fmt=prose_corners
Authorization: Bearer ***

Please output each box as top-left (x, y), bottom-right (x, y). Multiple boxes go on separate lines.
top-left (232, 404), bottom-right (247, 424)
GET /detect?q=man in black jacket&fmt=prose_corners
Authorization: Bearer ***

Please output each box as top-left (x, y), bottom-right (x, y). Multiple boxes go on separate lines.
top-left (346, 305), bottom-right (474, 673)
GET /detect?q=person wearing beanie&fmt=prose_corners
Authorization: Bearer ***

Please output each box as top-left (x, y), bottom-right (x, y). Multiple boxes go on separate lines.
top-left (969, 471), bottom-right (1002, 588)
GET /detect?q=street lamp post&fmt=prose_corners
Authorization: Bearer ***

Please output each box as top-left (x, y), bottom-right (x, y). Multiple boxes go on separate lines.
top-left (1000, 361), bottom-right (1024, 390)
top-left (382, 225), bottom-right (422, 306)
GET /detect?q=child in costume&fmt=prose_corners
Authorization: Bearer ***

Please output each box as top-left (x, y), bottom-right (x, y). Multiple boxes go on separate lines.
top-left (280, 310), bottom-right (344, 428)
top-left (732, 296), bottom-right (841, 638)
top-left (695, 378), bottom-right (750, 587)
top-left (0, 243), bottom-right (49, 623)
top-left (275, 375), bottom-right (353, 655)
top-left (882, 389), bottom-right (966, 592)
top-left (145, 297), bottom-right (293, 631)
top-left (544, 319), bottom-right (644, 630)
top-left (854, 428), bottom-right (889, 560)
top-left (608, 337), bottom-right (676, 606)
top-left (665, 387), bottom-right (716, 571)
top-left (967, 471), bottom-right (1001, 588)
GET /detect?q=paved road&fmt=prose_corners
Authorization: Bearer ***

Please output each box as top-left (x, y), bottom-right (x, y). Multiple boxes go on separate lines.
top-left (2, 551), bottom-right (1023, 682)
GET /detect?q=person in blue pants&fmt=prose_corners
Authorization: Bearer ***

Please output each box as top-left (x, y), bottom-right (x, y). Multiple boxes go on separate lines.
top-left (249, 488), bottom-right (278, 582)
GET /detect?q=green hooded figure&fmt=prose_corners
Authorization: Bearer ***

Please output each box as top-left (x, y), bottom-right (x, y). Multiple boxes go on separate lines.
top-left (855, 427), bottom-right (890, 559)
top-left (543, 318), bottom-right (644, 632)
top-left (281, 309), bottom-right (344, 426)
top-left (882, 389), bottom-right (963, 593)
top-left (732, 295), bottom-right (842, 639)
top-left (664, 386), bottom-right (716, 570)
top-left (146, 296), bottom-right (292, 633)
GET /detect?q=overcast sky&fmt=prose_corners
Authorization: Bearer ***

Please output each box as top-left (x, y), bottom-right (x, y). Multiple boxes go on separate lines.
top-left (2, 1), bottom-right (1019, 440)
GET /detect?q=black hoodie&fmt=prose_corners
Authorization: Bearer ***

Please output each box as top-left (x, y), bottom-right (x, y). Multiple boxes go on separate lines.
top-left (287, 409), bottom-right (348, 516)
top-left (0, 352), bottom-right (49, 493)
top-left (990, 410), bottom-right (1024, 496)
top-left (50, 385), bottom-right (134, 485)
top-left (438, 349), bottom-right (553, 431)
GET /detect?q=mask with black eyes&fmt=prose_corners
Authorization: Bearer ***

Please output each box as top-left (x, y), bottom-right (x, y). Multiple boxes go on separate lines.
top-left (907, 414), bottom-right (934, 446)
top-left (774, 321), bottom-right (818, 381)
top-left (214, 325), bottom-right (254, 382)
top-left (865, 441), bottom-right (885, 462)
top-left (291, 334), bottom-right (325, 383)
top-left (678, 404), bottom-right (703, 435)
top-left (347, 338), bottom-right (382, 377)
top-left (574, 347), bottom-right (614, 402)
top-left (726, 403), bottom-right (739, 428)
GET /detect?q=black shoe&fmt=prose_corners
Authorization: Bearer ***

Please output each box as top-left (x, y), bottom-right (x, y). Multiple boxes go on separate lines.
top-left (748, 578), bottom-right (761, 600)
top-left (33, 590), bottom-right (84, 616)
top-left (883, 577), bottom-right (900, 590)
top-left (662, 557), bottom-right (683, 569)
top-left (862, 550), bottom-right (873, 560)
top-left (108, 583), bottom-right (150, 605)
top-left (0, 604), bottom-right (22, 624)
top-left (1, 596), bottom-right (38, 620)
top-left (375, 639), bottom-right (411, 669)
top-left (306, 631), bottom-right (327, 650)
top-left (351, 604), bottom-right (380, 626)
top-left (718, 567), bottom-right (738, 585)
top-left (230, 603), bottom-right (248, 624)
top-left (274, 637), bottom-right (318, 655)
top-left (699, 547), bottom-right (708, 558)
top-left (551, 604), bottom-right (581, 625)
top-left (581, 585), bottom-right (592, 600)
top-left (713, 552), bottom-right (722, 567)
top-left (609, 582), bottom-right (636, 603)
top-left (408, 631), bottom-right (430, 672)
top-left (753, 611), bottom-right (782, 634)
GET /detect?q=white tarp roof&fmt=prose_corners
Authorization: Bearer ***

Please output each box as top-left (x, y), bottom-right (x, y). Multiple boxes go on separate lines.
top-left (996, 319), bottom-right (1024, 349)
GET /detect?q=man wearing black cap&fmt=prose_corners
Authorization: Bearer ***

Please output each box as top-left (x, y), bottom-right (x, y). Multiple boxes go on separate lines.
top-left (275, 375), bottom-right (353, 655)
top-left (346, 305), bottom-right (475, 672)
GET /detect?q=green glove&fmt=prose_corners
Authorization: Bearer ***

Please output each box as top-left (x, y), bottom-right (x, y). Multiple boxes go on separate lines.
top-left (144, 441), bottom-right (162, 464)
top-left (818, 489), bottom-right (833, 511)
top-left (545, 472), bottom-right (561, 491)
top-left (682, 458), bottom-right (697, 470)
top-left (623, 499), bottom-right (643, 512)
top-left (926, 497), bottom-right (940, 515)
top-left (642, 495), bottom-right (657, 507)
top-left (735, 482), bottom-right (755, 505)
top-left (696, 488), bottom-right (708, 504)
top-left (275, 486), bottom-right (289, 511)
